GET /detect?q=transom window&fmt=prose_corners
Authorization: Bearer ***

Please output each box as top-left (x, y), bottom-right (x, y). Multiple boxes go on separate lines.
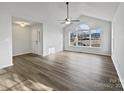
top-left (69, 24), bottom-right (101, 48)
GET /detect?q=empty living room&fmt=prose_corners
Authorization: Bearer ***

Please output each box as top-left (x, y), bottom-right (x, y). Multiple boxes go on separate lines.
top-left (0, 0), bottom-right (124, 92)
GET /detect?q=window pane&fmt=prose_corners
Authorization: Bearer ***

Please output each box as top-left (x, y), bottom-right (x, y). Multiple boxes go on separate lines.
top-left (69, 24), bottom-right (101, 48)
top-left (91, 29), bottom-right (101, 47)
top-left (70, 32), bottom-right (77, 46)
top-left (77, 31), bottom-right (90, 47)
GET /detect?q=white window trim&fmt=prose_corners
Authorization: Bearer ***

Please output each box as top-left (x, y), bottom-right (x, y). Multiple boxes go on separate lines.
top-left (69, 30), bottom-right (101, 48)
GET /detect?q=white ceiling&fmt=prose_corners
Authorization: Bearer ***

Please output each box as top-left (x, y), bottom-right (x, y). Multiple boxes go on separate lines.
top-left (0, 2), bottom-right (119, 27)
top-left (12, 16), bottom-right (41, 26)
top-left (68, 2), bottom-right (119, 21)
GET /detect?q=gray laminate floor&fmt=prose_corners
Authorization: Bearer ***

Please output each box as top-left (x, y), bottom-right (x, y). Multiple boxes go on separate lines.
top-left (13, 51), bottom-right (123, 91)
top-left (0, 66), bottom-right (53, 91)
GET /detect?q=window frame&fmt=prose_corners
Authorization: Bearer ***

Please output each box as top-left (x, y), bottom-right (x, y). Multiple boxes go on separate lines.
top-left (69, 24), bottom-right (101, 48)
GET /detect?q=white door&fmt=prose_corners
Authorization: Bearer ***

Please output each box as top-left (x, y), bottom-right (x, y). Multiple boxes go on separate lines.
top-left (32, 30), bottom-right (41, 55)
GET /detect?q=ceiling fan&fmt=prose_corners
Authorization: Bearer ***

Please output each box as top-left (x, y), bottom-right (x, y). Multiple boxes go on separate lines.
top-left (57, 2), bottom-right (80, 24)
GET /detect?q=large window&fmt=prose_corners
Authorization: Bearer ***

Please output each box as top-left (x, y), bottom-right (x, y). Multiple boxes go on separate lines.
top-left (69, 24), bottom-right (101, 48)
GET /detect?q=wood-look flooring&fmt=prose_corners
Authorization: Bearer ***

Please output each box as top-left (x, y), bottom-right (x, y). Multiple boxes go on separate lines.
top-left (0, 66), bottom-right (53, 91)
top-left (13, 51), bottom-right (123, 91)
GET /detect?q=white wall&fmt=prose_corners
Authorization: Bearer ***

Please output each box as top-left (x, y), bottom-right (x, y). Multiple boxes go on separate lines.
top-left (63, 15), bottom-right (111, 56)
top-left (12, 24), bottom-right (32, 56)
top-left (112, 3), bottom-right (124, 89)
top-left (43, 23), bottom-right (63, 56)
top-left (0, 8), bottom-right (12, 68)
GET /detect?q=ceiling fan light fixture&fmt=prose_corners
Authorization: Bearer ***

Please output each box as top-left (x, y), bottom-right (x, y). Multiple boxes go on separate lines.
top-left (65, 18), bottom-right (71, 24)
top-left (65, 21), bottom-right (71, 24)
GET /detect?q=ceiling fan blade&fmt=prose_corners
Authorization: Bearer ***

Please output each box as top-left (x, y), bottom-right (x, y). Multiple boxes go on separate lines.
top-left (61, 22), bottom-right (65, 24)
top-left (71, 20), bottom-right (80, 22)
top-left (56, 20), bottom-right (65, 21)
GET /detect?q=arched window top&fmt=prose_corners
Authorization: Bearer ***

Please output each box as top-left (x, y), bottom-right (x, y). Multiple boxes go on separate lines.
top-left (76, 23), bottom-right (90, 31)
top-left (91, 28), bottom-right (101, 34)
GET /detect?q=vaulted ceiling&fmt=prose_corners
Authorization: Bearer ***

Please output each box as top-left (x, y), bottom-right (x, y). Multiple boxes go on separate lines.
top-left (0, 2), bottom-right (120, 28)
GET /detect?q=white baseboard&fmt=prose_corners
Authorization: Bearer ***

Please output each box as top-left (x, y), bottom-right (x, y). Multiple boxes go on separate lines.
top-left (111, 55), bottom-right (124, 89)
top-left (0, 63), bottom-right (13, 69)
top-left (64, 49), bottom-right (111, 56)
top-left (13, 52), bottom-right (32, 56)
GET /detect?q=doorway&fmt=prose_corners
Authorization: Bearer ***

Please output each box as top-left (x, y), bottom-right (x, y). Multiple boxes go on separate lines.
top-left (12, 17), bottom-right (43, 56)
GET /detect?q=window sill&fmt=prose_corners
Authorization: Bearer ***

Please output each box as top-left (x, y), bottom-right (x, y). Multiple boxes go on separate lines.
top-left (69, 45), bottom-right (101, 49)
